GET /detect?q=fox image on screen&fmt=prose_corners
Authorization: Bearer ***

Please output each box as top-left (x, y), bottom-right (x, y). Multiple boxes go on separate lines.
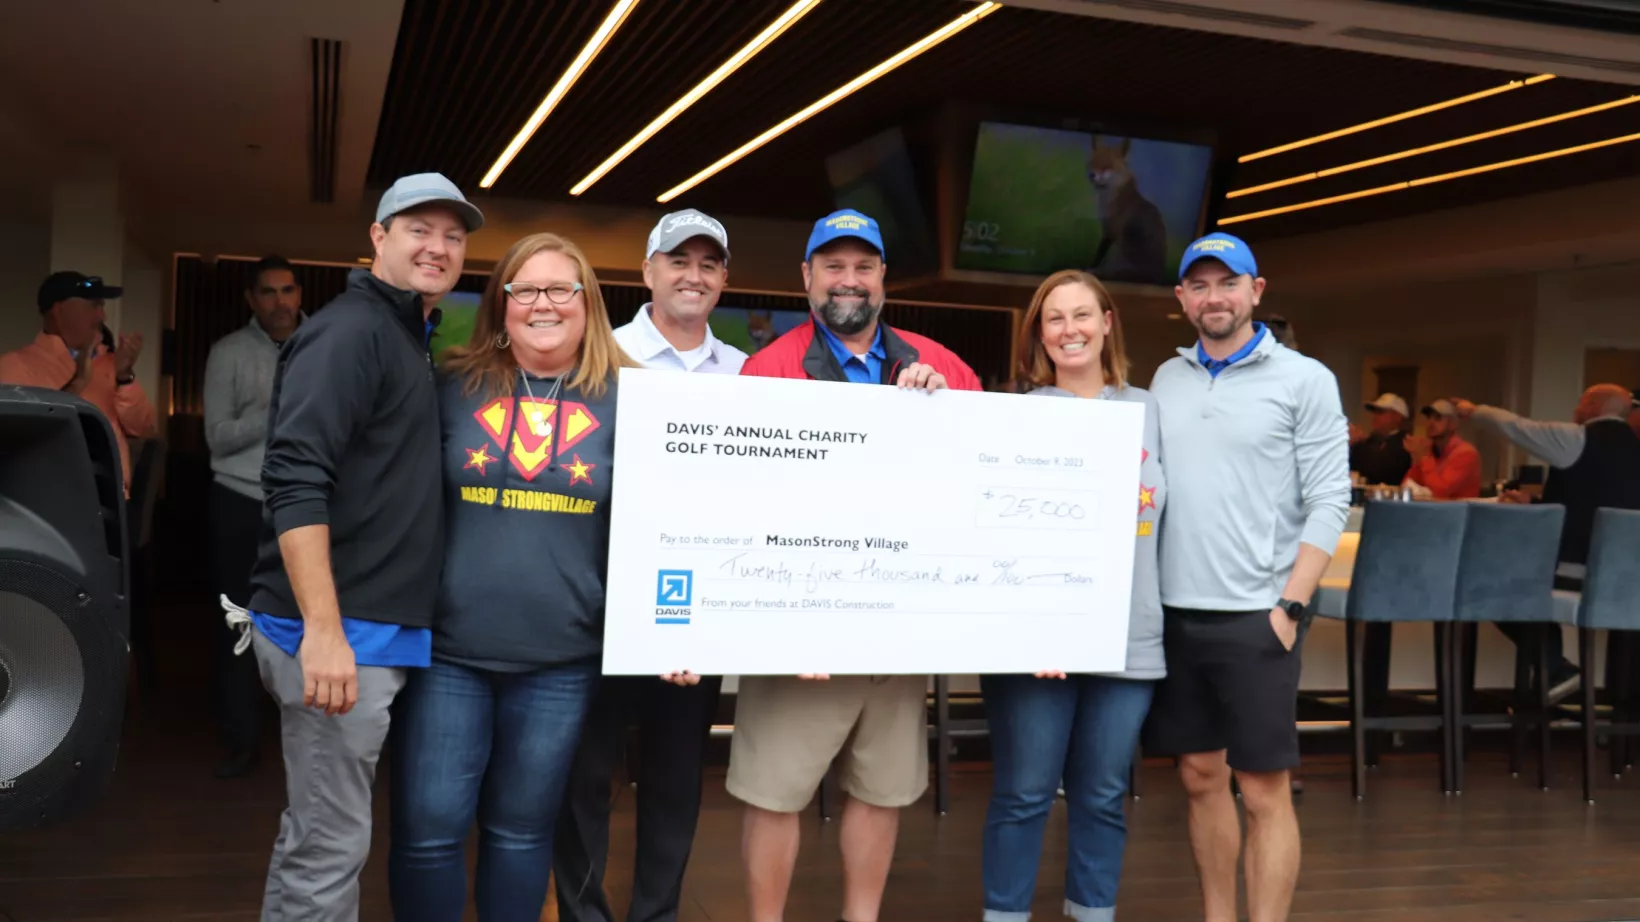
top-left (1087, 136), bottom-right (1167, 282)
top-left (956, 121), bottom-right (1213, 286)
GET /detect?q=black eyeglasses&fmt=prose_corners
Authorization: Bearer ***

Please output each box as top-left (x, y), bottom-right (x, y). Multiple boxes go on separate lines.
top-left (504, 281), bottom-right (583, 306)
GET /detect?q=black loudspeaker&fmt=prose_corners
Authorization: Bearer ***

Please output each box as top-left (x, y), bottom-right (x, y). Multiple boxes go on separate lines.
top-left (0, 384), bottom-right (130, 831)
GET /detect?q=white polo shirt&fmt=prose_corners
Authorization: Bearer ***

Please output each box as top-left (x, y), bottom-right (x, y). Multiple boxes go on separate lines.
top-left (613, 302), bottom-right (748, 374)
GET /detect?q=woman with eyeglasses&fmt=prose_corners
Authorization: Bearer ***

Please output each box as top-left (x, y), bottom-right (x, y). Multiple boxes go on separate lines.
top-left (387, 232), bottom-right (682, 921)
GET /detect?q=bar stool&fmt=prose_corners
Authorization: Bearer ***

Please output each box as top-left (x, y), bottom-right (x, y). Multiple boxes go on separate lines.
top-left (1335, 500), bottom-right (1467, 800)
top-left (1573, 508), bottom-right (1640, 802)
top-left (1451, 502), bottom-right (1567, 792)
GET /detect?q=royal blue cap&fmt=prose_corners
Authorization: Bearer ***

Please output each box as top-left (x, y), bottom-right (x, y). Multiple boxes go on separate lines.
top-left (805, 209), bottom-right (885, 261)
top-left (1178, 232), bottom-right (1258, 280)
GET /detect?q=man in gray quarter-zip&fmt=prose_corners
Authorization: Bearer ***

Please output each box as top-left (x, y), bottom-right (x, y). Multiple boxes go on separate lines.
top-left (1142, 232), bottom-right (1350, 922)
top-left (202, 254), bottom-right (304, 780)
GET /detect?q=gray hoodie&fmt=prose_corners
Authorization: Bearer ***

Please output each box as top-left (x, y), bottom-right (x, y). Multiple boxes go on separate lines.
top-left (1029, 383), bottom-right (1166, 680)
top-left (203, 316), bottom-right (300, 499)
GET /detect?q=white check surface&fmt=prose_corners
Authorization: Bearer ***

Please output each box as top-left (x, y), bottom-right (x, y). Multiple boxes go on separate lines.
top-left (603, 368), bottom-right (1144, 675)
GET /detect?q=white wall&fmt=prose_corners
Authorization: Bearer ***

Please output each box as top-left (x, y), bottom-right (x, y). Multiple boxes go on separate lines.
top-left (119, 241), bottom-right (164, 416)
top-left (1532, 261), bottom-right (1640, 420)
top-left (0, 212), bottom-right (51, 353)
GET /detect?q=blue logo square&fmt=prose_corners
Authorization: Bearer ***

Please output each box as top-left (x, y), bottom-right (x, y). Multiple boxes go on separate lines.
top-left (656, 570), bottom-right (693, 607)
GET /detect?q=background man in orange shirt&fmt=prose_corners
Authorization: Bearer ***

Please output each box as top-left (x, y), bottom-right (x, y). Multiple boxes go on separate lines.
top-left (1404, 398), bottom-right (1480, 499)
top-left (0, 271), bottom-right (157, 491)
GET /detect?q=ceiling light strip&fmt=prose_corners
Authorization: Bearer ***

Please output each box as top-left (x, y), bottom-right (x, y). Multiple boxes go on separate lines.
top-left (1236, 73), bottom-right (1556, 164)
top-left (1218, 129), bottom-right (1640, 225)
top-left (655, 1), bottom-right (1002, 204)
top-left (571, 0), bottom-right (825, 196)
top-left (479, 0), bottom-right (642, 189)
top-left (1229, 93), bottom-right (1640, 199)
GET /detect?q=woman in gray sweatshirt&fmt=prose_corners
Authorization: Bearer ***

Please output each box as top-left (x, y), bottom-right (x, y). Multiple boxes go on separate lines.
top-left (980, 270), bottom-right (1165, 922)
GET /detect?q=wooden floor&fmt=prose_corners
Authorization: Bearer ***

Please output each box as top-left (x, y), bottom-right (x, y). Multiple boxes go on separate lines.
top-left (8, 678), bottom-right (1640, 922)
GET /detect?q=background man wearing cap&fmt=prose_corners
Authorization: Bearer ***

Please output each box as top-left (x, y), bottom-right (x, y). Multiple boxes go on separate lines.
top-left (0, 271), bottom-right (156, 493)
top-left (732, 208), bottom-right (980, 922)
top-left (1405, 399), bottom-right (1480, 499)
top-left (1143, 231), bottom-right (1351, 922)
top-left (228, 172), bottom-right (481, 921)
top-left (1349, 393), bottom-right (1413, 486)
top-left (200, 254), bottom-right (305, 781)
top-left (554, 208), bottom-right (744, 922)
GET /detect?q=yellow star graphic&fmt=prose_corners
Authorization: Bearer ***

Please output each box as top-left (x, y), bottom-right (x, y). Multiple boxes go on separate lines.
top-left (566, 453), bottom-right (595, 487)
top-left (464, 446), bottom-right (495, 475)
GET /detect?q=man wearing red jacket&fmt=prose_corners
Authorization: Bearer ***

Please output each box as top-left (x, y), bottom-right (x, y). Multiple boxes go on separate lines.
top-left (739, 209), bottom-right (980, 390)
top-left (733, 208), bottom-right (979, 922)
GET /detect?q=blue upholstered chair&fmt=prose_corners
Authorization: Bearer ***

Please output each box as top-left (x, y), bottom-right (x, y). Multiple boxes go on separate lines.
top-left (1337, 500), bottom-right (1468, 799)
top-left (1573, 508), bottom-right (1640, 802)
top-left (1452, 502), bottom-right (1567, 792)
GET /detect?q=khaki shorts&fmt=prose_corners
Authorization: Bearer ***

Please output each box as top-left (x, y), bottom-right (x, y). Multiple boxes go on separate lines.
top-left (727, 675), bottom-right (929, 813)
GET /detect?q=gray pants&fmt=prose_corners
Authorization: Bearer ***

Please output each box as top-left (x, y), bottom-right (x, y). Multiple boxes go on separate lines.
top-left (250, 627), bottom-right (408, 922)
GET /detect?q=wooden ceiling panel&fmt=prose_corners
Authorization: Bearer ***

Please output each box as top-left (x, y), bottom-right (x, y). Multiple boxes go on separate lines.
top-left (367, 0), bottom-right (1639, 242)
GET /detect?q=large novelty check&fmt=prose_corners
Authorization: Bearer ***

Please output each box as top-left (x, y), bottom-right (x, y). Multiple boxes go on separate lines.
top-left (602, 367), bottom-right (1144, 676)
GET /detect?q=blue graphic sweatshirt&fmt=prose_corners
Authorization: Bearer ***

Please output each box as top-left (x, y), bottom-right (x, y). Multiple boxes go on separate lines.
top-left (431, 368), bottom-right (619, 670)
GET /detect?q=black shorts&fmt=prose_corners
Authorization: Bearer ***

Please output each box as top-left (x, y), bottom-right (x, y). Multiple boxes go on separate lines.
top-left (1141, 606), bottom-right (1307, 773)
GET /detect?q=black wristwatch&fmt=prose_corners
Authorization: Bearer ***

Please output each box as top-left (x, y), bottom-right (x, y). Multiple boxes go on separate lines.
top-left (1276, 598), bottom-right (1307, 621)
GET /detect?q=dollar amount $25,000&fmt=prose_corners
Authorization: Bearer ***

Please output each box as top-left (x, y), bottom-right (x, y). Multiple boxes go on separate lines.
top-left (974, 486), bottom-right (1099, 531)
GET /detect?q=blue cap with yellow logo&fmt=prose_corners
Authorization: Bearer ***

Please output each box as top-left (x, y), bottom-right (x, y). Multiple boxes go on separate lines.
top-left (805, 209), bottom-right (885, 261)
top-left (1178, 231), bottom-right (1258, 280)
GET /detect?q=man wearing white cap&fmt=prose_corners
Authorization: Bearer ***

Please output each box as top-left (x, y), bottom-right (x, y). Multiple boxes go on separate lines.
top-left (228, 172), bottom-right (482, 921)
top-left (555, 209), bottom-right (744, 922)
top-left (609, 207), bottom-right (748, 374)
top-left (1349, 393), bottom-right (1413, 486)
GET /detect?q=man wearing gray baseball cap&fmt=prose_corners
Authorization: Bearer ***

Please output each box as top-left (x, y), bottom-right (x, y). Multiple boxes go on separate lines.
top-left (608, 207), bottom-right (747, 373)
top-left (556, 206), bottom-right (745, 922)
top-left (229, 171), bottom-right (481, 920)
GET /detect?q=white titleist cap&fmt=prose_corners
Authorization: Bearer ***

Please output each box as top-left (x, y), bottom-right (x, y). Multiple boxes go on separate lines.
top-left (646, 208), bottom-right (729, 262)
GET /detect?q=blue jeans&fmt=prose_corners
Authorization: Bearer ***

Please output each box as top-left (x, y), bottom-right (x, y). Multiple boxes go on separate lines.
top-left (980, 674), bottom-right (1155, 922)
top-left (388, 657), bottom-right (599, 922)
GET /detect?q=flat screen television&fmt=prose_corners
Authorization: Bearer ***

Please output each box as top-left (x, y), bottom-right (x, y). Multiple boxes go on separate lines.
top-left (956, 120), bottom-right (1214, 286)
top-left (433, 291), bottom-right (809, 364)
top-left (431, 290), bottom-right (482, 362)
top-left (824, 126), bottom-right (939, 280)
top-left (707, 307), bottom-right (809, 355)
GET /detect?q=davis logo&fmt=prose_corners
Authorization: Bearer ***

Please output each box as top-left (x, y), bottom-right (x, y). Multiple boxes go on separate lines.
top-left (655, 570), bottom-right (692, 624)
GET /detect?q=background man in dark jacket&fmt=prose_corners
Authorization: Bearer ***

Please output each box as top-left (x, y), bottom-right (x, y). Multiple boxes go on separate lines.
top-left (1455, 385), bottom-right (1640, 701)
top-left (225, 172), bottom-right (482, 921)
top-left (1349, 393), bottom-right (1414, 486)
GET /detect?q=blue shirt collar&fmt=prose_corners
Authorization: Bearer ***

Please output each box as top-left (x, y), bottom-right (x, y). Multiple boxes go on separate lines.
top-left (1196, 321), bottom-right (1267, 377)
top-left (814, 317), bottom-right (885, 364)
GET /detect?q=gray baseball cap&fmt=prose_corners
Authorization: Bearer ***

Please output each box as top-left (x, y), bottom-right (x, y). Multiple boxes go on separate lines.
top-left (645, 208), bottom-right (729, 262)
top-left (376, 172), bottom-right (484, 232)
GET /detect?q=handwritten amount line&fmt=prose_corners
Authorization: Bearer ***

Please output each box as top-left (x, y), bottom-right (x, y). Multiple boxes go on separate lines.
top-left (716, 552), bottom-right (1093, 595)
